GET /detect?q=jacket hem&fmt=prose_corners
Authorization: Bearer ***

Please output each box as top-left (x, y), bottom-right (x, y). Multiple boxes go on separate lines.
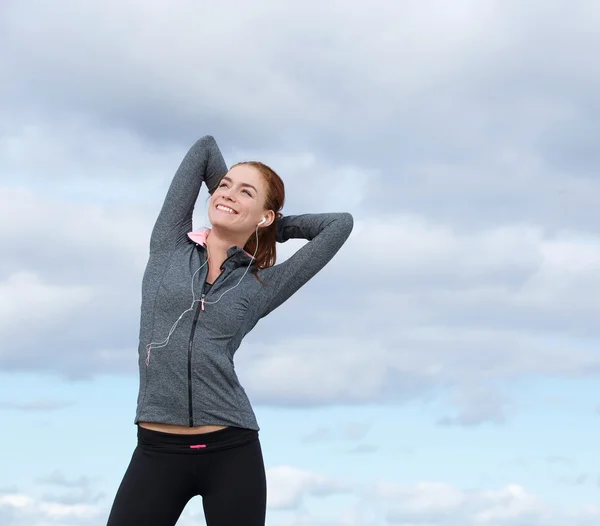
top-left (135, 406), bottom-right (260, 431)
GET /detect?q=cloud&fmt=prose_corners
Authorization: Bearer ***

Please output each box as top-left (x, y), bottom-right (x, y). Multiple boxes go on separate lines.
top-left (0, 115), bottom-right (178, 187)
top-left (0, 486), bottom-right (19, 495)
top-left (2, 0), bottom-right (599, 171)
top-left (0, 270), bottom-right (92, 338)
top-left (39, 491), bottom-right (106, 507)
top-left (0, 269), bottom-right (137, 378)
top-left (0, 186), bottom-right (147, 377)
top-left (267, 466), bottom-right (352, 511)
top-left (240, 337), bottom-right (409, 406)
top-left (0, 1), bottom-right (493, 141)
top-left (0, 492), bottom-right (102, 526)
top-left (191, 466), bottom-right (600, 526)
top-left (2, 0), bottom-right (600, 213)
top-left (437, 389), bottom-right (515, 427)
top-left (238, 322), bottom-right (598, 424)
top-left (0, 401), bottom-right (73, 412)
top-left (4, 467), bottom-right (600, 526)
top-left (0, 186), bottom-right (149, 280)
top-left (0, 474), bottom-right (106, 525)
top-left (372, 481), bottom-right (600, 526)
top-left (35, 471), bottom-right (95, 490)
top-left (34, 471), bottom-right (106, 508)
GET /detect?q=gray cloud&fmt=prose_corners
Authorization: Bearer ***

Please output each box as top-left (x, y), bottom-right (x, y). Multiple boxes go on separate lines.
top-left (437, 390), bottom-right (515, 427)
top-left (2, 1), bottom-right (599, 172)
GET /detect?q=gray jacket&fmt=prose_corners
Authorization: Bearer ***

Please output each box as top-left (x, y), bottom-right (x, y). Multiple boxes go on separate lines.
top-left (134, 136), bottom-right (353, 430)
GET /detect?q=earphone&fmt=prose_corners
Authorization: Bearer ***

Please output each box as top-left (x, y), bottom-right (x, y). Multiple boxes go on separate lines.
top-left (145, 224), bottom-right (262, 366)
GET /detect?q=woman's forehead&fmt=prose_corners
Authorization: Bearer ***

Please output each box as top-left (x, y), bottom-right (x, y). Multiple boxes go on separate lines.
top-left (227, 164), bottom-right (265, 186)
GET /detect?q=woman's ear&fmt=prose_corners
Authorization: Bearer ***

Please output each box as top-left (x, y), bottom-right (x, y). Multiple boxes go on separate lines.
top-left (259, 210), bottom-right (276, 228)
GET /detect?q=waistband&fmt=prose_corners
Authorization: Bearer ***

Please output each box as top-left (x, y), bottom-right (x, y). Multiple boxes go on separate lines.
top-left (137, 425), bottom-right (258, 454)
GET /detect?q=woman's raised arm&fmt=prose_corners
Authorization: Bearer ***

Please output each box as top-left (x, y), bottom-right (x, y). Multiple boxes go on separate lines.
top-left (258, 212), bottom-right (354, 316)
top-left (150, 135), bottom-right (227, 252)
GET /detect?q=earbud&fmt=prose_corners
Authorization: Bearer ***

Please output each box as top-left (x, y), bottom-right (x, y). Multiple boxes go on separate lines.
top-left (258, 217), bottom-right (267, 226)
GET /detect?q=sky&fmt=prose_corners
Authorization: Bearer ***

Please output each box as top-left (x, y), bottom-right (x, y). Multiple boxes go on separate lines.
top-left (1, 0), bottom-right (600, 525)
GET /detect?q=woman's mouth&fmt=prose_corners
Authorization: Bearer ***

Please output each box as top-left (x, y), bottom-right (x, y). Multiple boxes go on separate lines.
top-left (216, 204), bottom-right (238, 215)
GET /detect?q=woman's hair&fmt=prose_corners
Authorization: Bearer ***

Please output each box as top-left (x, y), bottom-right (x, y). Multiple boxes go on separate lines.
top-left (233, 161), bottom-right (285, 274)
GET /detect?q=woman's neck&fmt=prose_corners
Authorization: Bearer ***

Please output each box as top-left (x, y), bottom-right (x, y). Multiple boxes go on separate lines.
top-left (205, 226), bottom-right (248, 281)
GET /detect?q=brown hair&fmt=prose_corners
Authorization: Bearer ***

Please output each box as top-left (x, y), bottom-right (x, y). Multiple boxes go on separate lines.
top-left (233, 161), bottom-right (285, 274)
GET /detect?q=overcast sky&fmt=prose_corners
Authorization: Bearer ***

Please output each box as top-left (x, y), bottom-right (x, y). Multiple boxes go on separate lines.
top-left (2, 1), bottom-right (600, 525)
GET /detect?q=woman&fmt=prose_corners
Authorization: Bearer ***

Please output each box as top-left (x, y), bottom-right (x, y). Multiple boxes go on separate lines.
top-left (107, 135), bottom-right (353, 526)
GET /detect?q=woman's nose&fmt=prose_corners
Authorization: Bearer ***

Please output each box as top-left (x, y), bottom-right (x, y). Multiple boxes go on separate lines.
top-left (221, 188), bottom-right (236, 201)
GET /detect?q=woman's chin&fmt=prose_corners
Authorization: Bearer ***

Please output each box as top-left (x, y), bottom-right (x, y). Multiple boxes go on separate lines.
top-left (209, 217), bottom-right (248, 233)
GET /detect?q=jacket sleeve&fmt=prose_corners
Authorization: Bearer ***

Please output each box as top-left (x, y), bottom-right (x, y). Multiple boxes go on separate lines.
top-left (149, 135), bottom-right (228, 253)
top-left (258, 212), bottom-right (354, 316)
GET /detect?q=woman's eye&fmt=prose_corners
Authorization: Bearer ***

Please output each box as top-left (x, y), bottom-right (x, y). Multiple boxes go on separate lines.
top-left (243, 189), bottom-right (252, 196)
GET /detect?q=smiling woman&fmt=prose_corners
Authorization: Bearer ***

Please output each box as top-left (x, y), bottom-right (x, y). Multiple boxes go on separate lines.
top-left (208, 161), bottom-right (285, 275)
top-left (105, 135), bottom-right (353, 526)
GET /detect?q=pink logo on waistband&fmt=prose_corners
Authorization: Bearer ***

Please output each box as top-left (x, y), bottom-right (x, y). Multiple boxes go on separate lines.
top-left (190, 444), bottom-right (207, 449)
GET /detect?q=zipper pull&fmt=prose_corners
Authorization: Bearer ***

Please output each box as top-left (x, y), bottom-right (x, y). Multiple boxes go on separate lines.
top-left (201, 295), bottom-right (205, 311)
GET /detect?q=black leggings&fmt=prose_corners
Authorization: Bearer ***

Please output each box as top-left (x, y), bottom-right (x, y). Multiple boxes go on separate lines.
top-left (107, 425), bottom-right (267, 526)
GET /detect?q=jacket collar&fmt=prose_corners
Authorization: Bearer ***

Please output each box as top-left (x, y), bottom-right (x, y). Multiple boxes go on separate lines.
top-left (187, 228), bottom-right (254, 268)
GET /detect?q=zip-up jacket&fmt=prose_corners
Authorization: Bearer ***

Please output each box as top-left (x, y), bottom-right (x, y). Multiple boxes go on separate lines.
top-left (134, 135), bottom-right (354, 430)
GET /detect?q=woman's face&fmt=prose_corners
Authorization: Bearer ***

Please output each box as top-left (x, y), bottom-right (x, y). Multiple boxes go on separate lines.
top-left (208, 164), bottom-right (272, 234)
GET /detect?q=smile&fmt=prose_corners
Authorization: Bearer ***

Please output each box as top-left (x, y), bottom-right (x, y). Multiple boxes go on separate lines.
top-left (216, 204), bottom-right (237, 214)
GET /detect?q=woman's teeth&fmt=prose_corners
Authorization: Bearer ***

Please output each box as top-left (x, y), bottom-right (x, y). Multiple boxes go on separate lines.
top-left (216, 205), bottom-right (236, 214)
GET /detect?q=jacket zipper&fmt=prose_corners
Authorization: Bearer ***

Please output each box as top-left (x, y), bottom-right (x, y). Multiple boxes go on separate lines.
top-left (187, 248), bottom-right (230, 427)
top-left (187, 297), bottom-right (203, 427)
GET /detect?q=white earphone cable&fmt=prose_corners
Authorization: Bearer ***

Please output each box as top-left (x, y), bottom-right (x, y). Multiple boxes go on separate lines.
top-left (145, 225), bottom-right (261, 366)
